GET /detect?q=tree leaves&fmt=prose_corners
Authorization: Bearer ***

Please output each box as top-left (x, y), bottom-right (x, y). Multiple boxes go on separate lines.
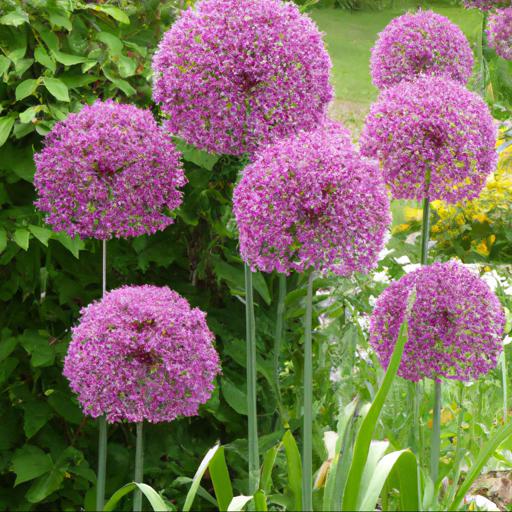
top-left (12, 446), bottom-right (52, 486)
top-left (42, 77), bottom-right (69, 102)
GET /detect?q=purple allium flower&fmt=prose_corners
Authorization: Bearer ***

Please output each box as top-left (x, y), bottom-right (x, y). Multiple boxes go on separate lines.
top-left (63, 285), bottom-right (220, 423)
top-left (488, 8), bottom-right (512, 60)
top-left (34, 100), bottom-right (186, 240)
top-left (370, 261), bottom-right (505, 382)
top-left (360, 76), bottom-right (497, 203)
top-left (232, 121), bottom-right (391, 275)
top-left (463, 0), bottom-right (511, 10)
top-left (370, 10), bottom-right (474, 89)
top-left (152, 0), bottom-right (333, 156)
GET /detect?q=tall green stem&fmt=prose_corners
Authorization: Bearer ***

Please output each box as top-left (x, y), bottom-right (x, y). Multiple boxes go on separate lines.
top-left (430, 381), bottom-right (442, 486)
top-left (274, 274), bottom-right (287, 408)
top-left (502, 348), bottom-right (508, 424)
top-left (245, 264), bottom-right (259, 495)
top-left (420, 197), bottom-right (430, 266)
top-left (302, 272), bottom-right (314, 512)
top-left (96, 240), bottom-right (108, 511)
top-left (133, 422), bottom-right (144, 512)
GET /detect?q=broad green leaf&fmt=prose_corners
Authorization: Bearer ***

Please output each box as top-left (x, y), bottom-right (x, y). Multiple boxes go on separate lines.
top-left (39, 30), bottom-right (59, 52)
top-left (34, 46), bottom-right (56, 72)
top-left (0, 358), bottom-right (18, 386)
top-left (15, 79), bottom-right (39, 101)
top-left (97, 31), bottom-right (123, 55)
top-left (87, 5), bottom-right (130, 24)
top-left (54, 232), bottom-right (84, 258)
top-left (358, 450), bottom-right (419, 512)
top-left (48, 10), bottom-right (72, 31)
top-left (174, 139), bottom-right (220, 171)
top-left (0, 142), bottom-right (35, 182)
top-left (282, 430), bottom-right (302, 511)
top-left (47, 391), bottom-right (82, 425)
top-left (117, 55), bottom-right (137, 77)
top-left (19, 330), bottom-right (55, 367)
top-left (0, 55), bottom-right (10, 75)
top-left (14, 228), bottom-right (30, 250)
top-left (43, 77), bottom-right (69, 102)
top-left (103, 483), bottom-right (170, 511)
top-left (28, 225), bottom-right (53, 246)
top-left (52, 50), bottom-right (88, 66)
top-left (221, 377), bottom-right (247, 415)
top-left (19, 106), bottom-right (44, 125)
top-left (0, 9), bottom-right (28, 26)
top-left (449, 419), bottom-right (512, 510)
top-left (183, 444), bottom-right (221, 512)
top-left (0, 116), bottom-right (15, 146)
top-left (112, 78), bottom-right (136, 96)
top-left (342, 313), bottom-right (410, 511)
top-left (12, 445), bottom-right (52, 486)
top-left (209, 446), bottom-right (233, 512)
top-left (0, 228), bottom-right (6, 253)
top-left (22, 400), bottom-right (53, 438)
top-left (227, 495), bottom-right (253, 511)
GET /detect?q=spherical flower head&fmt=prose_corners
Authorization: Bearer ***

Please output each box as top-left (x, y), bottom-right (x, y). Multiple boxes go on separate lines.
top-left (34, 100), bottom-right (186, 240)
top-left (463, 0), bottom-right (511, 10)
top-left (233, 121), bottom-right (391, 275)
top-left (152, 0), bottom-right (333, 156)
top-left (63, 285), bottom-right (220, 423)
top-left (370, 261), bottom-right (505, 382)
top-left (488, 8), bottom-right (512, 60)
top-left (370, 10), bottom-right (474, 89)
top-left (360, 76), bottom-right (497, 203)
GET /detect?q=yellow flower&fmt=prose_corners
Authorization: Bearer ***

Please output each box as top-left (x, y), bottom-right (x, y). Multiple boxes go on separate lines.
top-left (475, 240), bottom-right (489, 257)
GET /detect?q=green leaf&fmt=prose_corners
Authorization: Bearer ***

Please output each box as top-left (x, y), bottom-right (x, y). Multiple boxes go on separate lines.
top-left (174, 139), bottom-right (220, 171)
top-left (0, 143), bottom-right (35, 182)
top-left (12, 446), bottom-right (52, 486)
top-left (0, 116), bottom-right (15, 146)
top-left (209, 446), bottom-right (233, 512)
top-left (0, 228), bottom-right (6, 253)
top-left (22, 400), bottom-right (53, 438)
top-left (47, 391), bottom-right (83, 425)
top-left (97, 31), bottom-right (123, 55)
top-left (449, 419), bottom-right (512, 510)
top-left (19, 106), bottom-right (44, 125)
top-left (112, 78), bottom-right (136, 97)
top-left (15, 79), bottom-right (39, 101)
top-left (48, 10), bottom-right (72, 31)
top-left (0, 9), bottom-right (29, 26)
top-left (342, 314), bottom-right (410, 511)
top-left (19, 330), bottom-right (55, 367)
top-left (221, 377), bottom-right (247, 415)
top-left (34, 46), bottom-right (56, 72)
top-left (183, 444), bottom-right (220, 512)
top-left (260, 445), bottom-right (279, 494)
top-left (103, 483), bottom-right (170, 511)
top-left (282, 430), bottom-right (302, 511)
top-left (0, 55), bottom-right (10, 75)
top-left (0, 358), bottom-right (18, 386)
top-left (43, 77), bottom-right (70, 102)
top-left (227, 495), bottom-right (253, 511)
top-left (87, 5), bottom-right (130, 24)
top-left (358, 449), bottom-right (419, 512)
top-left (52, 50), bottom-right (88, 66)
top-left (14, 228), bottom-right (30, 250)
top-left (28, 225), bottom-right (53, 246)
top-left (53, 232), bottom-right (84, 258)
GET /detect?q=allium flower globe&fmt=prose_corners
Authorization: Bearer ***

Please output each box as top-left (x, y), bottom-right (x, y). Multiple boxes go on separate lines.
top-left (152, 0), bottom-right (333, 156)
top-left (463, 0), bottom-right (511, 9)
top-left (233, 122), bottom-right (391, 275)
top-left (370, 11), bottom-right (474, 89)
top-left (34, 100), bottom-right (186, 240)
top-left (488, 8), bottom-right (512, 60)
top-left (370, 261), bottom-right (505, 382)
top-left (64, 285), bottom-right (220, 423)
top-left (360, 76), bottom-right (497, 203)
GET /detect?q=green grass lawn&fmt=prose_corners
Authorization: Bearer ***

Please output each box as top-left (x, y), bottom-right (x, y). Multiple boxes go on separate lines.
top-left (310, 3), bottom-right (483, 128)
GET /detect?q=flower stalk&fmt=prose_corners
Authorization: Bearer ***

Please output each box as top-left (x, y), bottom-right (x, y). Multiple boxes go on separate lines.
top-left (302, 271), bottom-right (315, 512)
top-left (96, 240), bottom-right (108, 511)
top-left (245, 264), bottom-right (259, 495)
top-left (274, 274), bottom-right (287, 410)
top-left (133, 422), bottom-right (144, 512)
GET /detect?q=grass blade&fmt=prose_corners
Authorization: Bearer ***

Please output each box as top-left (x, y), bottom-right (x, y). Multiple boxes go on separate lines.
top-left (342, 314), bottom-right (410, 511)
top-left (282, 430), bottom-right (302, 511)
top-left (103, 482), bottom-right (170, 511)
top-left (209, 446), bottom-right (233, 511)
top-left (183, 443), bottom-right (220, 512)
